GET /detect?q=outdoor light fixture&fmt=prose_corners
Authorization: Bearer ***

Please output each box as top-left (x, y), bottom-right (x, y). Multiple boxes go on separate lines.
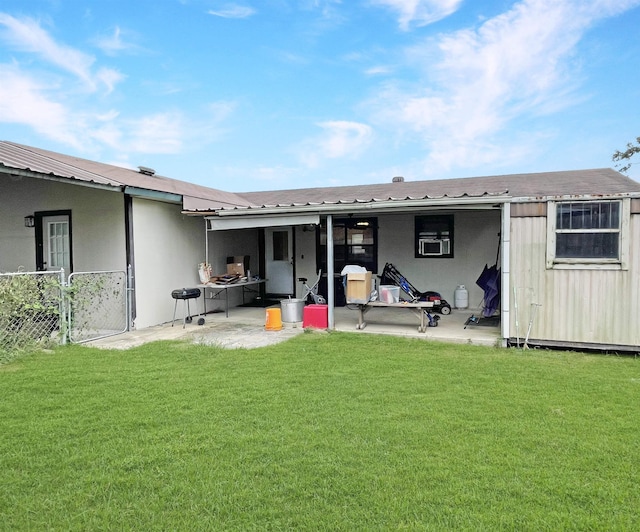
top-left (24, 215), bottom-right (35, 228)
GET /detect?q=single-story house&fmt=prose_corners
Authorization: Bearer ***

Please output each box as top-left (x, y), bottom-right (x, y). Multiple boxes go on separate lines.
top-left (2, 140), bottom-right (640, 352)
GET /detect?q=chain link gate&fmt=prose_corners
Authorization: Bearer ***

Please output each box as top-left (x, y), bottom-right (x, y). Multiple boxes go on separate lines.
top-left (67, 270), bottom-right (129, 343)
top-left (1, 268), bottom-right (132, 356)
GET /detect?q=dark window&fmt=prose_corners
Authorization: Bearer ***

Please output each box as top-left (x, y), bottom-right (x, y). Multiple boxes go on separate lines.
top-left (317, 217), bottom-right (378, 274)
top-left (555, 201), bottom-right (620, 259)
top-left (272, 230), bottom-right (289, 261)
top-left (415, 215), bottom-right (454, 258)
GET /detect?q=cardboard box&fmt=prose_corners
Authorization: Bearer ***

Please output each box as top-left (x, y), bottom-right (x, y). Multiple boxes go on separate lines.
top-left (346, 271), bottom-right (373, 304)
top-left (226, 255), bottom-right (250, 277)
top-left (379, 285), bottom-right (400, 304)
top-left (226, 262), bottom-right (245, 276)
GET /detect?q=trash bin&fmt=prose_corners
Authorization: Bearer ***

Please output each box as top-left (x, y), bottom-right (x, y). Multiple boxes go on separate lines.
top-left (281, 298), bottom-right (305, 323)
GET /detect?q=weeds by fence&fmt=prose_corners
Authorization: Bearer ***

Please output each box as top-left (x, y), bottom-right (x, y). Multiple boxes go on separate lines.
top-left (1, 269), bottom-right (129, 363)
top-left (0, 270), bottom-right (65, 363)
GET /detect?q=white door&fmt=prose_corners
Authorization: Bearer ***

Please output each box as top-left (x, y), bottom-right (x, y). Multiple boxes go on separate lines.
top-left (40, 214), bottom-right (71, 271)
top-left (265, 227), bottom-right (293, 294)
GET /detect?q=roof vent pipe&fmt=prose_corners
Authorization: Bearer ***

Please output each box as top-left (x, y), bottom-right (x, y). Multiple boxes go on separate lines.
top-left (138, 166), bottom-right (156, 176)
top-left (392, 176), bottom-right (404, 183)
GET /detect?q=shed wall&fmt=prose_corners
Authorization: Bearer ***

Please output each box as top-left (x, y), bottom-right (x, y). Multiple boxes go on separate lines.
top-left (510, 214), bottom-right (640, 348)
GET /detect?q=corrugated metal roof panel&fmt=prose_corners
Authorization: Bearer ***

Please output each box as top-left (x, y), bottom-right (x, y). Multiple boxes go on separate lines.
top-left (234, 169), bottom-right (640, 212)
top-left (0, 141), bottom-right (254, 208)
top-left (3, 141), bottom-right (640, 215)
top-left (0, 142), bottom-right (116, 185)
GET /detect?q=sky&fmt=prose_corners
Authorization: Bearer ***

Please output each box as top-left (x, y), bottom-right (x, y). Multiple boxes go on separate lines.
top-left (0, 0), bottom-right (639, 193)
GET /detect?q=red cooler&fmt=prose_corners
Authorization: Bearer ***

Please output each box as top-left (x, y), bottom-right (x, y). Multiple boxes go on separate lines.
top-left (303, 304), bottom-right (328, 329)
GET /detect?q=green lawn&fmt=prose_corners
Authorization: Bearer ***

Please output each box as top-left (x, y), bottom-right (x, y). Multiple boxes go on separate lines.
top-left (1, 332), bottom-right (638, 530)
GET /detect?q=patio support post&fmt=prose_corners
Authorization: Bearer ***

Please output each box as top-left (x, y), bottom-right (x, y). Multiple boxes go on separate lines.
top-left (326, 214), bottom-right (335, 329)
top-left (500, 202), bottom-right (511, 346)
top-left (204, 218), bottom-right (209, 264)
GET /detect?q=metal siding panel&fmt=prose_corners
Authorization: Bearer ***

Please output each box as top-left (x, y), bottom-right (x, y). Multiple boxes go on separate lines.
top-left (511, 214), bottom-right (640, 348)
top-left (511, 202), bottom-right (547, 217)
top-left (510, 217), bottom-right (546, 342)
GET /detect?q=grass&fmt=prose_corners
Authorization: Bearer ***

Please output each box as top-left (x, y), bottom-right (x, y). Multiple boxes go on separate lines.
top-left (1, 332), bottom-right (639, 530)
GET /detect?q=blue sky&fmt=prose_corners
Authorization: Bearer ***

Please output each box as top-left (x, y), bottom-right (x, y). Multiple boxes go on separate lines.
top-left (0, 0), bottom-right (639, 192)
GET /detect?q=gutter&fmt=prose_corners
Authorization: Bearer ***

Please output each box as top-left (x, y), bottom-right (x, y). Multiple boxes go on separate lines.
top-left (510, 192), bottom-right (640, 202)
top-left (123, 186), bottom-right (182, 204)
top-left (2, 165), bottom-right (183, 204)
top-left (193, 194), bottom-right (510, 218)
top-left (1, 166), bottom-right (122, 193)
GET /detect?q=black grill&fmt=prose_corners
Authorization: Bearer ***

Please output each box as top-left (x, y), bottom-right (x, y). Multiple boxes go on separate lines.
top-left (171, 288), bottom-right (201, 300)
top-left (171, 288), bottom-right (202, 328)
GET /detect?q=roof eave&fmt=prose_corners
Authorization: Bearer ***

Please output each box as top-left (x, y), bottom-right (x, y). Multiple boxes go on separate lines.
top-left (1, 164), bottom-right (123, 193)
top-left (205, 194), bottom-right (511, 217)
top-left (124, 186), bottom-right (182, 204)
top-left (511, 191), bottom-right (640, 202)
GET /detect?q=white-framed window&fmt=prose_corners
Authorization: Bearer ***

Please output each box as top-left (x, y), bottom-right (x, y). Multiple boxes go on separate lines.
top-left (546, 199), bottom-right (629, 269)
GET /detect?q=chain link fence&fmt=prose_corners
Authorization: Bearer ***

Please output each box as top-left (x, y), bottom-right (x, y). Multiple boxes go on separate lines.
top-left (0, 270), bottom-right (66, 362)
top-left (1, 268), bottom-right (131, 362)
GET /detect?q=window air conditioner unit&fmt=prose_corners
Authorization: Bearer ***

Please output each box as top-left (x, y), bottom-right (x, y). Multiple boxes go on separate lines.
top-left (419, 238), bottom-right (450, 256)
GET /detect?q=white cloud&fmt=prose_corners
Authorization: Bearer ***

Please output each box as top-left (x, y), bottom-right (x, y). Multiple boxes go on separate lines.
top-left (0, 65), bottom-right (184, 154)
top-left (0, 13), bottom-right (124, 93)
top-left (298, 120), bottom-right (373, 168)
top-left (369, 0), bottom-right (463, 31)
top-left (96, 67), bottom-right (126, 94)
top-left (94, 26), bottom-right (143, 57)
top-left (208, 4), bottom-right (256, 18)
top-left (125, 112), bottom-right (185, 154)
top-left (367, 0), bottom-right (640, 175)
top-left (0, 65), bottom-right (81, 148)
top-left (0, 13), bottom-right (203, 156)
top-left (365, 65), bottom-right (393, 76)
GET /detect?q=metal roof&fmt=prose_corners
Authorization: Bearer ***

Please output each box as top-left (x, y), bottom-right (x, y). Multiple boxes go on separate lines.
top-left (2, 141), bottom-right (639, 215)
top-left (221, 168), bottom-right (640, 214)
top-left (0, 141), bottom-right (253, 209)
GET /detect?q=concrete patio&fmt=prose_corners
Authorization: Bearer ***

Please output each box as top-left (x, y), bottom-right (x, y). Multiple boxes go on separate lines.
top-left (88, 303), bottom-right (502, 350)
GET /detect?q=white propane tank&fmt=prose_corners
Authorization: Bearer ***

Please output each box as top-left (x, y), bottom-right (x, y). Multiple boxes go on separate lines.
top-left (454, 285), bottom-right (469, 309)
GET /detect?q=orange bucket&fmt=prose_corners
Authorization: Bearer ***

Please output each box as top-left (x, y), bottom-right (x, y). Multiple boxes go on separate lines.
top-left (265, 308), bottom-right (283, 331)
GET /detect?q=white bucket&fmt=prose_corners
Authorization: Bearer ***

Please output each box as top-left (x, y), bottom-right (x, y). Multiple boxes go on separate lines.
top-left (454, 285), bottom-right (469, 309)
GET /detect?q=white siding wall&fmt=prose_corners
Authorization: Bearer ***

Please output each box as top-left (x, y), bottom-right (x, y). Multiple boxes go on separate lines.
top-left (132, 199), bottom-right (204, 328)
top-left (377, 211), bottom-right (501, 309)
top-left (286, 211), bottom-right (503, 308)
top-left (0, 174), bottom-right (126, 272)
top-left (510, 214), bottom-right (640, 347)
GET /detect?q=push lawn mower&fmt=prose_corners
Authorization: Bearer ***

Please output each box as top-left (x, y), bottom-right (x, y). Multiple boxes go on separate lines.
top-left (379, 263), bottom-right (452, 315)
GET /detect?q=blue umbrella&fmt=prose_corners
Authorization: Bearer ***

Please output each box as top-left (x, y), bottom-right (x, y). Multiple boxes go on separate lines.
top-left (476, 264), bottom-right (500, 317)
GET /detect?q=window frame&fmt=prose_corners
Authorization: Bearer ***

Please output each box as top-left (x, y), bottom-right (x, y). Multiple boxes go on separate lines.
top-left (546, 198), bottom-right (629, 270)
top-left (414, 214), bottom-right (454, 259)
top-left (316, 217), bottom-right (378, 274)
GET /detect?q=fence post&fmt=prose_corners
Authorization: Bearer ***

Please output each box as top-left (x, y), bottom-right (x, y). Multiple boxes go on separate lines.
top-left (59, 268), bottom-right (67, 346)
